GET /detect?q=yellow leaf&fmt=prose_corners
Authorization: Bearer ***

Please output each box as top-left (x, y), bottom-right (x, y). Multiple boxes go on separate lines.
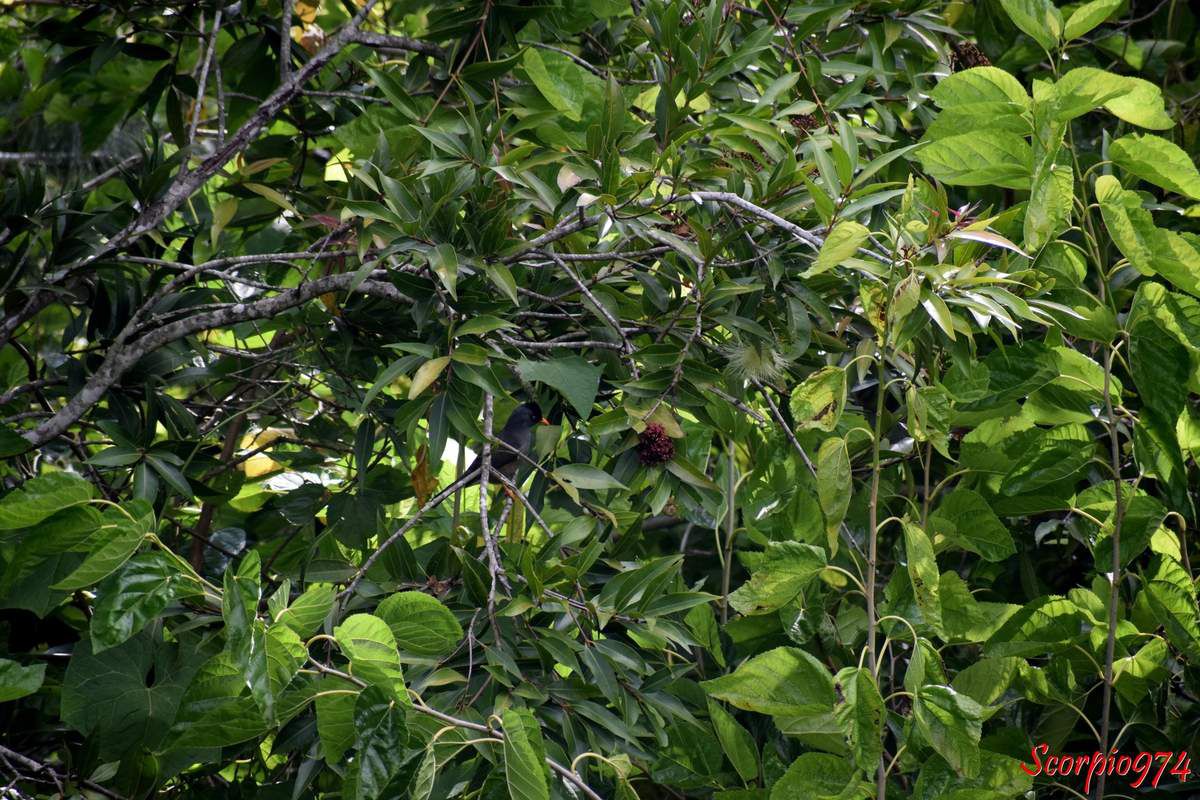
top-left (409, 357), bottom-right (450, 399)
top-left (244, 182), bottom-right (299, 216)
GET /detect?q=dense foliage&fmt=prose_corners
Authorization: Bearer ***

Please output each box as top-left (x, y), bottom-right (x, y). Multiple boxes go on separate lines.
top-left (2, 0), bottom-right (1200, 798)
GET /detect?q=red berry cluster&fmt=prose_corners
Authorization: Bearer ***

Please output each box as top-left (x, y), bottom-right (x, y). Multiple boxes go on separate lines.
top-left (637, 423), bottom-right (675, 466)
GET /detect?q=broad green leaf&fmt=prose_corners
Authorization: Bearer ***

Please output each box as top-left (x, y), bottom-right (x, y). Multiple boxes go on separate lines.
top-left (1092, 494), bottom-right (1167, 572)
top-left (789, 366), bottom-right (847, 432)
top-left (0, 472), bottom-right (93, 530)
top-left (816, 437), bottom-right (850, 556)
top-left (912, 750), bottom-right (1033, 800)
top-left (728, 541), bottom-right (826, 615)
top-left (522, 48), bottom-right (604, 124)
top-left (930, 489), bottom-right (1015, 562)
top-left (770, 753), bottom-right (868, 800)
top-left (91, 552), bottom-right (193, 653)
top-left (409, 356), bottom-right (450, 400)
top-left (950, 657), bottom-right (1021, 706)
top-left (1104, 77), bottom-right (1174, 129)
top-left (1024, 163), bottom-right (1073, 251)
top-left (1110, 133), bottom-right (1200, 201)
top-left (929, 66), bottom-right (1030, 108)
top-left (410, 745), bottom-right (438, 800)
top-left (707, 700), bottom-right (758, 783)
top-left (1098, 175), bottom-right (1200, 297)
top-left (376, 591), bottom-right (464, 656)
top-left (913, 685), bottom-right (983, 777)
top-left (1000, 422), bottom-right (1092, 495)
top-left (916, 132), bottom-right (1031, 189)
top-left (52, 503), bottom-right (154, 591)
top-left (1143, 555), bottom-right (1200, 659)
top-left (61, 630), bottom-right (208, 760)
top-left (353, 684), bottom-right (408, 800)
top-left (516, 356), bottom-right (602, 419)
top-left (1112, 637), bottom-right (1170, 703)
top-left (998, 0), bottom-right (1063, 51)
top-left (985, 596), bottom-right (1083, 657)
top-left (1063, 0), bottom-right (1121, 39)
top-left (0, 657), bottom-right (45, 701)
top-left (334, 614), bottom-right (409, 702)
top-left (273, 583), bottom-right (334, 638)
top-left (903, 521), bottom-right (943, 635)
top-left (701, 646), bottom-right (835, 717)
top-left (316, 675), bottom-right (359, 763)
top-left (551, 463), bottom-right (627, 491)
top-left (806, 221), bottom-right (869, 276)
top-left (833, 666), bottom-right (883, 773)
top-left (502, 708), bottom-right (550, 800)
top-left (1050, 67), bottom-right (1133, 121)
top-left (223, 552), bottom-right (274, 724)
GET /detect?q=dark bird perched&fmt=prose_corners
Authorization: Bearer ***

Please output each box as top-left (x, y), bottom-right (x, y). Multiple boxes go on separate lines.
top-left (465, 401), bottom-right (550, 484)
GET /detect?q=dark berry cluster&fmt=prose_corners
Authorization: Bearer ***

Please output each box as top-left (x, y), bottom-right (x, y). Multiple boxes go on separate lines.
top-left (637, 423), bottom-right (675, 466)
top-left (950, 40), bottom-right (990, 71)
top-left (790, 113), bottom-right (819, 135)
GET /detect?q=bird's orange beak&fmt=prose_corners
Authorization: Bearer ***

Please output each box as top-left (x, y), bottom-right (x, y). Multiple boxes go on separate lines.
top-left (540, 418), bottom-right (551, 425)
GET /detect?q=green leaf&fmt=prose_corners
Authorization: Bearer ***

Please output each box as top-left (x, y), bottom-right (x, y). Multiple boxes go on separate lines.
top-left (816, 437), bottom-right (850, 556)
top-left (316, 675), bottom-right (359, 763)
top-left (502, 708), bottom-right (550, 800)
top-left (707, 699), bottom-right (758, 783)
top-left (334, 613), bottom-right (409, 702)
top-left (728, 541), bottom-right (826, 615)
top-left (929, 67), bottom-right (1030, 108)
top-left (930, 489), bottom-right (1015, 562)
top-left (551, 464), bottom-right (627, 491)
top-left (0, 657), bottom-right (45, 701)
top-left (522, 48), bottom-right (604, 124)
top-left (805, 221), bottom-right (869, 276)
top-left (1050, 67), bottom-right (1134, 121)
top-left (789, 366), bottom-right (847, 432)
top-left (1110, 133), bottom-right (1200, 201)
top-left (700, 646), bottom-right (835, 717)
top-left (985, 596), bottom-right (1083, 657)
top-left (223, 551), bottom-right (275, 724)
top-left (52, 503), bottom-right (154, 591)
top-left (516, 356), bottom-right (602, 419)
top-left (998, 0), bottom-right (1063, 50)
top-left (833, 667), bottom-right (884, 774)
top-left (410, 744), bottom-right (438, 800)
top-left (457, 314), bottom-right (518, 338)
top-left (1104, 77), bottom-right (1174, 129)
top-left (61, 629), bottom-right (207, 760)
top-left (950, 657), bottom-right (1021, 706)
top-left (1024, 162), bottom-right (1073, 251)
top-left (770, 753), bottom-right (868, 800)
top-left (353, 684), bottom-right (408, 800)
top-left (376, 591), bottom-right (464, 656)
top-left (913, 685), bottom-right (983, 778)
top-left (91, 552), bottom-right (192, 653)
top-left (903, 521), bottom-right (943, 636)
top-left (916, 132), bottom-right (1031, 189)
top-left (273, 583), bottom-right (334, 638)
top-left (1063, 0), bottom-right (1122, 39)
top-left (0, 472), bottom-right (93, 530)
top-left (1000, 422), bottom-right (1092, 495)
top-left (1143, 555), bottom-right (1200, 659)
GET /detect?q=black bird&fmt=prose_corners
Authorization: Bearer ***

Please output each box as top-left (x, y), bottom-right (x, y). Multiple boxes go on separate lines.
top-left (465, 401), bottom-right (550, 485)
